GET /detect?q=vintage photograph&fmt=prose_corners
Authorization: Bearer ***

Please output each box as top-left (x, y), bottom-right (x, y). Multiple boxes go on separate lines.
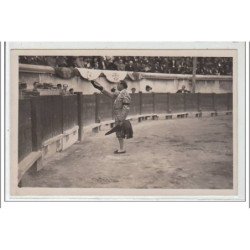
top-left (6, 43), bottom-right (244, 200)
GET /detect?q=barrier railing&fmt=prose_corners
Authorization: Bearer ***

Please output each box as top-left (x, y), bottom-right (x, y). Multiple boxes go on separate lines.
top-left (18, 95), bottom-right (78, 162)
top-left (18, 92), bottom-right (232, 163)
top-left (129, 93), bottom-right (140, 116)
top-left (98, 94), bottom-right (114, 122)
top-left (154, 93), bottom-right (168, 114)
top-left (19, 99), bottom-right (33, 162)
top-left (169, 93), bottom-right (185, 112)
top-left (81, 94), bottom-right (96, 126)
top-left (141, 93), bottom-right (154, 114)
top-left (63, 96), bottom-right (78, 131)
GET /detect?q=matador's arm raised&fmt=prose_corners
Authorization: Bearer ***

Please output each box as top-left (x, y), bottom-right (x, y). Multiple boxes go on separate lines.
top-left (90, 80), bottom-right (116, 98)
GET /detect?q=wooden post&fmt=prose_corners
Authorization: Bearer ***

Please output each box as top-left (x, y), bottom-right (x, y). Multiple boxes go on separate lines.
top-left (152, 92), bottom-right (155, 114)
top-left (183, 93), bottom-right (186, 111)
top-left (30, 97), bottom-right (42, 151)
top-left (76, 92), bottom-right (83, 141)
top-left (95, 93), bottom-right (100, 123)
top-left (61, 95), bottom-right (64, 133)
top-left (192, 57), bottom-right (197, 93)
top-left (27, 96), bottom-right (44, 176)
top-left (212, 93), bottom-right (216, 111)
top-left (197, 93), bottom-right (201, 111)
top-left (139, 91), bottom-right (142, 115)
top-left (167, 93), bottom-right (170, 113)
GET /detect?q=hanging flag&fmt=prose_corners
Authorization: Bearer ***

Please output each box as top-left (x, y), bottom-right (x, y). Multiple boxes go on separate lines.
top-left (76, 68), bottom-right (130, 83)
top-left (76, 68), bottom-right (102, 81)
top-left (104, 70), bottom-right (127, 83)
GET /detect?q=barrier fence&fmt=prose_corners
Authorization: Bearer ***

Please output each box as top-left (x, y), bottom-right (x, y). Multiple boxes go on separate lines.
top-left (82, 94), bottom-right (96, 126)
top-left (18, 95), bottom-right (78, 162)
top-left (18, 92), bottom-right (232, 162)
top-left (129, 93), bottom-right (140, 116)
top-left (19, 99), bottom-right (33, 162)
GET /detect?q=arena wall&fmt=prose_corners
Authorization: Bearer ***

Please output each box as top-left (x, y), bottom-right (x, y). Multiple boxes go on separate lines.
top-left (19, 64), bottom-right (232, 94)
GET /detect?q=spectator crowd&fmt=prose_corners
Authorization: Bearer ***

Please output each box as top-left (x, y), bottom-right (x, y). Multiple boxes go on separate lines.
top-left (19, 81), bottom-right (75, 99)
top-left (19, 56), bottom-right (232, 75)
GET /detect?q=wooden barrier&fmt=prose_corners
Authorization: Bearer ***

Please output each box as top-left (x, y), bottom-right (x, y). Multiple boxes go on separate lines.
top-left (18, 92), bottom-right (232, 183)
top-left (215, 93), bottom-right (229, 111)
top-left (227, 93), bottom-right (233, 110)
top-left (130, 93), bottom-right (140, 116)
top-left (82, 94), bottom-right (96, 126)
top-left (169, 93), bottom-right (185, 112)
top-left (18, 95), bottom-right (78, 161)
top-left (185, 93), bottom-right (199, 111)
top-left (141, 93), bottom-right (154, 114)
top-left (199, 93), bottom-right (214, 111)
top-left (38, 96), bottom-right (63, 142)
top-left (154, 93), bottom-right (168, 114)
top-left (18, 99), bottom-right (33, 162)
top-left (63, 95), bottom-right (78, 131)
top-left (98, 94), bottom-right (113, 122)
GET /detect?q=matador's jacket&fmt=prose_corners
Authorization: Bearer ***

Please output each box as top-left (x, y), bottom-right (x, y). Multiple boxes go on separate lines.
top-left (101, 89), bottom-right (131, 138)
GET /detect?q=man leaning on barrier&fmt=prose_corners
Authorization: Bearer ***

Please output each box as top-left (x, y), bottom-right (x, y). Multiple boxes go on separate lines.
top-left (176, 85), bottom-right (190, 93)
top-left (91, 80), bottom-right (132, 154)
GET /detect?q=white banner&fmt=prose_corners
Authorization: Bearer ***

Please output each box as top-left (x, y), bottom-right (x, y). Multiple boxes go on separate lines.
top-left (104, 70), bottom-right (127, 83)
top-left (76, 68), bottom-right (128, 83)
top-left (76, 68), bottom-right (102, 81)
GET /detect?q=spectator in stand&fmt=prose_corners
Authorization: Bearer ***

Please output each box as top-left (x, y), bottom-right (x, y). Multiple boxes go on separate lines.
top-left (33, 81), bottom-right (39, 91)
top-left (66, 56), bottom-right (77, 68)
top-left (176, 85), bottom-right (190, 93)
top-left (116, 58), bottom-right (126, 71)
top-left (56, 56), bottom-right (68, 67)
top-left (19, 82), bottom-right (27, 99)
top-left (160, 63), bottom-right (167, 73)
top-left (61, 84), bottom-right (68, 95)
top-left (75, 57), bottom-right (85, 68)
top-left (131, 87), bottom-right (136, 94)
top-left (57, 83), bottom-right (62, 91)
top-left (19, 56), bottom-right (233, 76)
top-left (125, 61), bottom-right (135, 71)
top-left (84, 58), bottom-right (92, 69)
top-left (106, 57), bottom-right (117, 70)
top-left (93, 58), bottom-right (101, 70)
top-left (31, 82), bottom-right (39, 95)
top-left (31, 82), bottom-right (40, 96)
top-left (153, 61), bottom-right (161, 73)
top-left (69, 88), bottom-right (74, 95)
top-left (141, 58), bottom-right (151, 72)
top-left (19, 82), bottom-right (27, 90)
top-left (100, 57), bottom-right (106, 70)
top-left (146, 85), bottom-right (153, 92)
top-left (133, 58), bottom-right (142, 72)
top-left (44, 56), bottom-right (57, 67)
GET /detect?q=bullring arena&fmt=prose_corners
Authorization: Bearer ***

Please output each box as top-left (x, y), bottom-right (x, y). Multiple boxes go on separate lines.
top-left (17, 56), bottom-right (233, 190)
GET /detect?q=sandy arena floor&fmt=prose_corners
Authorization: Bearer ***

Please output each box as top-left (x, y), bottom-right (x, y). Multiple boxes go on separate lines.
top-left (21, 115), bottom-right (233, 189)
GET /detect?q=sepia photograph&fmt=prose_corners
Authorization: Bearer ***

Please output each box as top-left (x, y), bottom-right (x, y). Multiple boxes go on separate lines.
top-left (5, 42), bottom-right (245, 201)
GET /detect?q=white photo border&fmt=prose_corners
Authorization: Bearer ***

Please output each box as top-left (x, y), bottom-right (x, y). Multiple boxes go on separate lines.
top-left (4, 42), bottom-right (246, 202)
